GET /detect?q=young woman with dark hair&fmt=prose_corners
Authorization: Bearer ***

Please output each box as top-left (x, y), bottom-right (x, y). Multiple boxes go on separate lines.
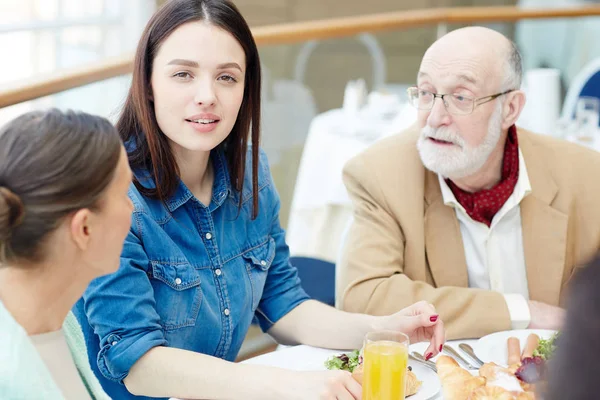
top-left (74, 1), bottom-right (445, 399)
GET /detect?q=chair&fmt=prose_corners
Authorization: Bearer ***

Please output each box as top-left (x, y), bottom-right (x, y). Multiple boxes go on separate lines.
top-left (250, 256), bottom-right (336, 329)
top-left (561, 57), bottom-right (600, 125)
top-left (290, 256), bottom-right (336, 307)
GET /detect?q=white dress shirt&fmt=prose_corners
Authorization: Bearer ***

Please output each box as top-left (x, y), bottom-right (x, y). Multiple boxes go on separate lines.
top-left (438, 149), bottom-right (532, 329)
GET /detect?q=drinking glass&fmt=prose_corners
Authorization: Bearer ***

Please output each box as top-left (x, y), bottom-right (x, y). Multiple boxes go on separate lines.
top-left (362, 330), bottom-right (410, 400)
top-left (574, 96), bottom-right (600, 145)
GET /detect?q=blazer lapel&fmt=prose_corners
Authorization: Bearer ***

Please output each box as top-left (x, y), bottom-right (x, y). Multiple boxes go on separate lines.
top-left (424, 169), bottom-right (469, 287)
top-left (519, 131), bottom-right (568, 306)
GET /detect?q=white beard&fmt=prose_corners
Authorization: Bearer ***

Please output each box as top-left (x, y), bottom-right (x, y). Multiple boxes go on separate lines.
top-left (417, 101), bottom-right (504, 179)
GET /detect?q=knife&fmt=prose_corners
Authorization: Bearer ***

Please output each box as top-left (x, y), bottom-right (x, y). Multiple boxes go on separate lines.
top-left (442, 344), bottom-right (479, 370)
top-left (458, 343), bottom-right (485, 368)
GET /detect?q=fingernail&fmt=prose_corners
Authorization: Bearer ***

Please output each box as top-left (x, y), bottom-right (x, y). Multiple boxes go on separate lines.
top-left (439, 344), bottom-right (443, 352)
top-left (430, 315), bottom-right (439, 322)
top-left (425, 352), bottom-right (433, 361)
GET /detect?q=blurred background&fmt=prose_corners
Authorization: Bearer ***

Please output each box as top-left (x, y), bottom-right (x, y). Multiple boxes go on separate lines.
top-left (2, 0), bottom-right (600, 358)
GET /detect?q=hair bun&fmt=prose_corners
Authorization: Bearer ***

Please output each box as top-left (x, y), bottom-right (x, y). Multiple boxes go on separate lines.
top-left (0, 186), bottom-right (25, 240)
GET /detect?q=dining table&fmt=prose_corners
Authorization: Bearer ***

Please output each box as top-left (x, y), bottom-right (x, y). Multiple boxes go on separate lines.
top-left (241, 339), bottom-right (480, 400)
top-left (170, 328), bottom-right (559, 400)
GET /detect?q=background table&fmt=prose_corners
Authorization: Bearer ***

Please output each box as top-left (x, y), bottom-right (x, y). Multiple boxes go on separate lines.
top-left (285, 98), bottom-right (417, 264)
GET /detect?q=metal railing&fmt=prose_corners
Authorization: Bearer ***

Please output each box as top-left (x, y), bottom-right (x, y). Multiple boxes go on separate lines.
top-left (1, 5), bottom-right (600, 108)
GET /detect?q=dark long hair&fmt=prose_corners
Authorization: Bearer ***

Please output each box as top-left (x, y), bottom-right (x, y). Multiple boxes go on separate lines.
top-left (0, 109), bottom-right (121, 264)
top-left (117, 0), bottom-right (261, 217)
top-left (542, 255), bottom-right (600, 400)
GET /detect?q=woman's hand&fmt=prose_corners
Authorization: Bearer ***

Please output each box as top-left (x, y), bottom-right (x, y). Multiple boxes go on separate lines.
top-left (374, 301), bottom-right (445, 360)
top-left (280, 370), bottom-right (362, 400)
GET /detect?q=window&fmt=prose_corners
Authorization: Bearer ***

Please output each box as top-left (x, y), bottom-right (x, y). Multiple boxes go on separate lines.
top-left (0, 0), bottom-right (156, 124)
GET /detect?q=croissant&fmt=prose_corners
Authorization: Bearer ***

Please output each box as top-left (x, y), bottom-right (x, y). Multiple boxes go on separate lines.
top-left (406, 369), bottom-right (422, 396)
top-left (515, 392), bottom-right (536, 400)
top-left (479, 363), bottom-right (513, 379)
top-left (469, 385), bottom-right (537, 400)
top-left (469, 386), bottom-right (515, 400)
top-left (478, 362), bottom-right (537, 399)
top-left (480, 363), bottom-right (522, 388)
top-left (351, 364), bottom-right (422, 397)
top-left (436, 355), bottom-right (487, 400)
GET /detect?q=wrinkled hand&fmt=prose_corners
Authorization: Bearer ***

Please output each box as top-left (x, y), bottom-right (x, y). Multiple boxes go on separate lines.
top-left (374, 301), bottom-right (445, 360)
top-left (284, 370), bottom-right (362, 400)
top-left (528, 300), bottom-right (565, 330)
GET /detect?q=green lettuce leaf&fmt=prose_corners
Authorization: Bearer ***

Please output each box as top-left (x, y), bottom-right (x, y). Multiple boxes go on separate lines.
top-left (532, 332), bottom-right (560, 360)
top-left (324, 349), bottom-right (361, 372)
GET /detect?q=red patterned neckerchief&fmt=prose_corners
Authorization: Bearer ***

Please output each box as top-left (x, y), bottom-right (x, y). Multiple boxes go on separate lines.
top-left (446, 125), bottom-right (519, 227)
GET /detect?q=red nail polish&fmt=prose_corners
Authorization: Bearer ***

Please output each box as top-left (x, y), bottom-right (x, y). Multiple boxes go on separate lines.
top-left (439, 344), bottom-right (443, 352)
top-left (430, 315), bottom-right (439, 322)
top-left (425, 352), bottom-right (433, 361)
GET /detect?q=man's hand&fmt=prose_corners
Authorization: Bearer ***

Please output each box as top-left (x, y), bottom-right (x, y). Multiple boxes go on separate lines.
top-left (528, 300), bottom-right (565, 330)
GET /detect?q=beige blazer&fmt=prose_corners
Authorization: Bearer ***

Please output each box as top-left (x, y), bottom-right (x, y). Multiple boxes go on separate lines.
top-left (338, 126), bottom-right (600, 339)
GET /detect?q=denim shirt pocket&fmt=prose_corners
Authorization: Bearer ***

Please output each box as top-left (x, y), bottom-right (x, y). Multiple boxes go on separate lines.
top-left (241, 237), bottom-right (276, 310)
top-left (149, 261), bottom-right (203, 330)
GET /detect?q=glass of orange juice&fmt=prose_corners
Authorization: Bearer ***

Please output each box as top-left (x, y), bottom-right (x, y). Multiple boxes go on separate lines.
top-left (362, 330), bottom-right (410, 400)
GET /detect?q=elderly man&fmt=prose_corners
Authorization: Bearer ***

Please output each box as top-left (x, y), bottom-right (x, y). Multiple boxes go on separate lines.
top-left (338, 26), bottom-right (600, 339)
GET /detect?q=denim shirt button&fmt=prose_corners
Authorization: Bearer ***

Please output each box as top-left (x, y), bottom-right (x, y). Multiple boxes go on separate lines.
top-left (260, 260), bottom-right (267, 266)
top-left (175, 277), bottom-right (182, 285)
top-left (215, 269), bottom-right (222, 276)
top-left (224, 308), bottom-right (230, 316)
top-left (205, 232), bottom-right (212, 240)
top-left (111, 341), bottom-right (117, 346)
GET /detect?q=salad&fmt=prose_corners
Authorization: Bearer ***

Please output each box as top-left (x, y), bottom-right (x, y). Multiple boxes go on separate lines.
top-left (324, 350), bottom-right (362, 372)
top-left (532, 332), bottom-right (560, 360)
top-left (514, 332), bottom-right (560, 384)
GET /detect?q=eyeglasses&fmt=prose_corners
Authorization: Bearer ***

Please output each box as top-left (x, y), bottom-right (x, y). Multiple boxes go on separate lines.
top-left (406, 87), bottom-right (515, 115)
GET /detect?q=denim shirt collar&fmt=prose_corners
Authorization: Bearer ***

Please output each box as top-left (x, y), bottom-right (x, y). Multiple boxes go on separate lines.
top-left (133, 148), bottom-right (232, 212)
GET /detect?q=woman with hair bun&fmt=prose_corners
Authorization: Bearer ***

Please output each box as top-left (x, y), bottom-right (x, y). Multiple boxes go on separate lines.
top-left (0, 108), bottom-right (133, 399)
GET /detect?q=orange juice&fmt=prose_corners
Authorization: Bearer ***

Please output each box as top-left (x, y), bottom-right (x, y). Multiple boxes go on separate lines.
top-left (362, 340), bottom-right (408, 400)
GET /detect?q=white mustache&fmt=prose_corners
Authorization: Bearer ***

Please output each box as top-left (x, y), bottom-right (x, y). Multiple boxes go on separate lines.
top-left (421, 126), bottom-right (464, 147)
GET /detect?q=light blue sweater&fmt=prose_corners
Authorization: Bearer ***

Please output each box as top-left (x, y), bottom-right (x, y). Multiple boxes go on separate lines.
top-left (0, 302), bottom-right (110, 399)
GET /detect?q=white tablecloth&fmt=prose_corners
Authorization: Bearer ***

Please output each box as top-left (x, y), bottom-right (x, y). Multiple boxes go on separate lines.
top-left (286, 100), bottom-right (417, 263)
top-left (242, 340), bottom-right (478, 400)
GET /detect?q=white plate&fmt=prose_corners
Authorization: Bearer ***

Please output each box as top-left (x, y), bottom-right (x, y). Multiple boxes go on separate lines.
top-left (474, 329), bottom-right (557, 366)
top-left (403, 361), bottom-right (440, 400)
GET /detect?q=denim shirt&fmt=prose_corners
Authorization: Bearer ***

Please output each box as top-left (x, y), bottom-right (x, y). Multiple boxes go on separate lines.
top-left (73, 148), bottom-right (310, 400)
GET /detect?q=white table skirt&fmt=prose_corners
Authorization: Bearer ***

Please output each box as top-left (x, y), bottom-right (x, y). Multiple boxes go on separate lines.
top-left (286, 104), bottom-right (417, 263)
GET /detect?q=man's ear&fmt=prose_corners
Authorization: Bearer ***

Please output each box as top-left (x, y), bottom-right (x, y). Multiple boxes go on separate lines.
top-left (70, 209), bottom-right (92, 251)
top-left (502, 90), bottom-right (526, 130)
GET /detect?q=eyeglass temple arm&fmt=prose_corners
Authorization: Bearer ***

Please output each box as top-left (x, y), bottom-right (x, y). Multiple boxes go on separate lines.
top-left (475, 89), bottom-right (515, 106)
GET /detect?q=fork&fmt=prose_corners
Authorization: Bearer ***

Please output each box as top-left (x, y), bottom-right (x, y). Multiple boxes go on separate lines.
top-left (410, 351), bottom-right (437, 372)
top-left (458, 343), bottom-right (485, 368)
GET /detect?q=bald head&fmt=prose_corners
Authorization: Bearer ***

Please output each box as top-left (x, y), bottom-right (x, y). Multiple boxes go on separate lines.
top-left (419, 27), bottom-right (522, 92)
top-left (429, 26), bottom-right (511, 55)
top-left (414, 26), bottom-right (526, 183)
